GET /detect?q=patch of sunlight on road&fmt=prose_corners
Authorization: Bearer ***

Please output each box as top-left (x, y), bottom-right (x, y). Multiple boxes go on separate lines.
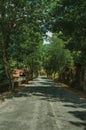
top-left (24, 83), bottom-right (51, 87)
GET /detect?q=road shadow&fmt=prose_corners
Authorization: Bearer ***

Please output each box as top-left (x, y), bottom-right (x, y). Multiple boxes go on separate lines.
top-left (69, 111), bottom-right (86, 121)
top-left (68, 110), bottom-right (86, 129)
top-left (69, 121), bottom-right (86, 130)
top-left (12, 77), bottom-right (86, 108)
top-left (7, 76), bottom-right (86, 130)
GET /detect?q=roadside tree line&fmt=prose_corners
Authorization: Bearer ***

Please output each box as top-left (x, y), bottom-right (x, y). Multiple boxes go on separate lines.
top-left (43, 0), bottom-right (86, 91)
top-left (0, 0), bottom-right (86, 92)
top-left (0, 0), bottom-right (48, 90)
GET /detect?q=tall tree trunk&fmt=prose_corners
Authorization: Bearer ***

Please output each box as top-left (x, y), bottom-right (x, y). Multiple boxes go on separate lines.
top-left (83, 67), bottom-right (86, 92)
top-left (1, 32), bottom-right (14, 90)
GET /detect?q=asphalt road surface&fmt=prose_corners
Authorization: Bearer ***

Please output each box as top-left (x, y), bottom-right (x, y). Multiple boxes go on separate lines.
top-left (0, 76), bottom-right (86, 130)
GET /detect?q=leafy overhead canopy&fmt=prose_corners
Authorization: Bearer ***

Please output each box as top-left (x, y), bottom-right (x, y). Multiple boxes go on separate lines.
top-left (47, 0), bottom-right (86, 66)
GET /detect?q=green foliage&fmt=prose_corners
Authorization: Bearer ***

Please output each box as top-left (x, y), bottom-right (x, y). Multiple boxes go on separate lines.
top-left (49, 0), bottom-right (86, 66)
top-left (0, 0), bottom-right (85, 92)
top-left (0, 0), bottom-right (48, 84)
top-left (43, 34), bottom-right (73, 75)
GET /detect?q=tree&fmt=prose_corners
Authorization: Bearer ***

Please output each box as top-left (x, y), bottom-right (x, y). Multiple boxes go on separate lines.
top-left (0, 0), bottom-right (48, 89)
top-left (45, 0), bottom-right (86, 90)
top-left (0, 0), bottom-right (31, 89)
top-left (43, 34), bottom-right (73, 78)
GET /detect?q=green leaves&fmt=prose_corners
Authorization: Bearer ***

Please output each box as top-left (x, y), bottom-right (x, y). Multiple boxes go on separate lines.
top-left (43, 34), bottom-right (73, 75)
top-left (47, 0), bottom-right (86, 67)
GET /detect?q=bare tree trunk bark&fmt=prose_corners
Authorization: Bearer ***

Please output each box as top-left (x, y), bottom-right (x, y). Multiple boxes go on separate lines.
top-left (1, 3), bottom-right (14, 91)
top-left (83, 67), bottom-right (86, 92)
top-left (1, 31), bottom-right (14, 91)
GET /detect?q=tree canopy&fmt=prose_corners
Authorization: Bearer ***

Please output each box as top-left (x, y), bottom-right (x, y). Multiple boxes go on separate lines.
top-left (0, 0), bottom-right (86, 91)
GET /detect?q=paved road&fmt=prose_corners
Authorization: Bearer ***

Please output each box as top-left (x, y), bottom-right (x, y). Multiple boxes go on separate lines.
top-left (0, 76), bottom-right (86, 130)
